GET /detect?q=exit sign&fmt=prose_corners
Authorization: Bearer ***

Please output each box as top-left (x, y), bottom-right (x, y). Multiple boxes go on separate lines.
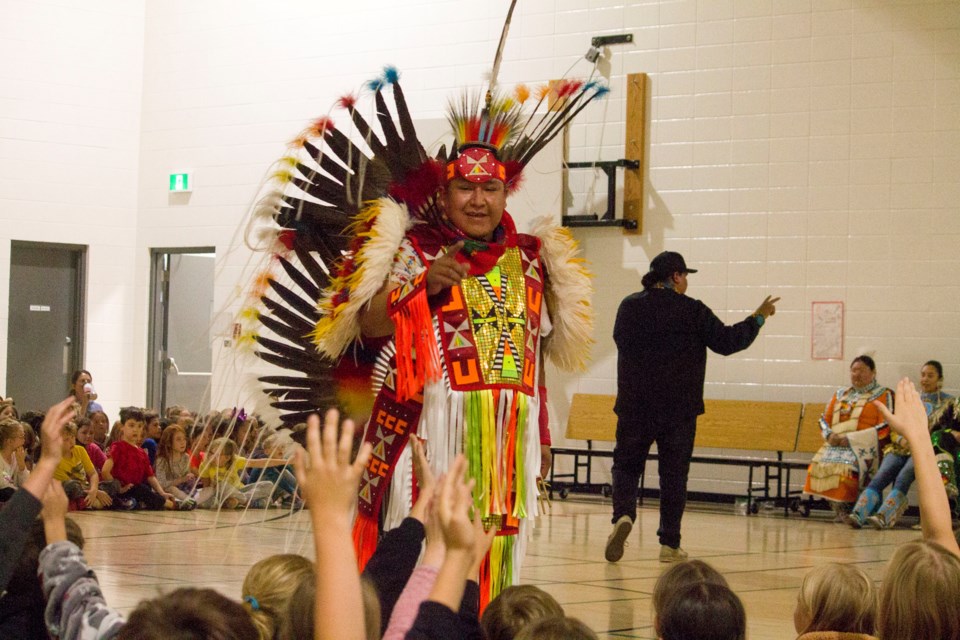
top-left (169, 173), bottom-right (192, 192)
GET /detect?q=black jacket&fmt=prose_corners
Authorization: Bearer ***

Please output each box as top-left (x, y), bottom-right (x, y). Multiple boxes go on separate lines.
top-left (614, 288), bottom-right (760, 420)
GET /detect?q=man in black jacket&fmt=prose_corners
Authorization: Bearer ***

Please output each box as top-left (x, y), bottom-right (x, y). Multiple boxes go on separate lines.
top-left (605, 251), bottom-right (778, 563)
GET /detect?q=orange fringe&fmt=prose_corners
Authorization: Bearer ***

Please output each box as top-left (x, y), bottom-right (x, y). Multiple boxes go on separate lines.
top-left (352, 514), bottom-right (379, 571)
top-left (392, 285), bottom-right (441, 402)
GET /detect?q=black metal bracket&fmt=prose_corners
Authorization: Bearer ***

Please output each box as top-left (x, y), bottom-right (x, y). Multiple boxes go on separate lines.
top-left (592, 34), bottom-right (633, 47)
top-left (562, 159), bottom-right (640, 229)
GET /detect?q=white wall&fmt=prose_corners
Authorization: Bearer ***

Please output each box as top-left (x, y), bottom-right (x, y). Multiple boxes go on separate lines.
top-left (4, 1), bottom-right (959, 496)
top-left (0, 0), bottom-right (146, 419)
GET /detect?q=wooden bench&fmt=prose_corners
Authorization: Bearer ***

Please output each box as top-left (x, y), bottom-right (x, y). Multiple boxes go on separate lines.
top-left (549, 394), bottom-right (812, 514)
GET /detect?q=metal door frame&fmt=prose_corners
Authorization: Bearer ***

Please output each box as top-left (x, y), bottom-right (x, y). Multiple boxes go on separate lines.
top-left (8, 240), bottom-right (87, 384)
top-left (146, 247), bottom-right (215, 411)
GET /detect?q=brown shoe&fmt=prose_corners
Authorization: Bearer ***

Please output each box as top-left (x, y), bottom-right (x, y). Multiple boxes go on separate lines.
top-left (659, 545), bottom-right (689, 563)
top-left (604, 515), bottom-right (633, 562)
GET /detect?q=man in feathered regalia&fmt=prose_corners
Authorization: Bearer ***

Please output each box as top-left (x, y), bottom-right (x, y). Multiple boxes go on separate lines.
top-left (243, 8), bottom-right (604, 605)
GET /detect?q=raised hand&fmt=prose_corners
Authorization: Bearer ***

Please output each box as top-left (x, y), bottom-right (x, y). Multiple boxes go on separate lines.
top-left (426, 241), bottom-right (469, 296)
top-left (436, 455), bottom-right (476, 553)
top-left (753, 295), bottom-right (780, 319)
top-left (38, 397), bottom-right (75, 465)
top-left (294, 408), bottom-right (372, 526)
top-left (409, 434), bottom-right (437, 524)
top-left (874, 378), bottom-right (929, 443)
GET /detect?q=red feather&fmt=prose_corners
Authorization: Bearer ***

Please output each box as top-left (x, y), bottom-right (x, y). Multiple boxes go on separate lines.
top-left (504, 160), bottom-right (524, 193)
top-left (310, 116), bottom-right (334, 137)
top-left (388, 160), bottom-right (445, 210)
top-left (337, 94), bottom-right (357, 110)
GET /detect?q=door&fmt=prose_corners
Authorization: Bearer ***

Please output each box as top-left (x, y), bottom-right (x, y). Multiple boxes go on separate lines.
top-left (147, 249), bottom-right (215, 414)
top-left (6, 242), bottom-right (85, 412)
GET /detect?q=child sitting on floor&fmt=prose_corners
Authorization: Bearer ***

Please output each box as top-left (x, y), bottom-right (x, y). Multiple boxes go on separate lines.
top-left (53, 422), bottom-right (112, 510)
top-left (101, 409), bottom-right (174, 510)
top-left (154, 424), bottom-right (197, 506)
top-left (0, 418), bottom-right (30, 503)
top-left (197, 437), bottom-right (288, 509)
top-left (75, 417), bottom-right (106, 472)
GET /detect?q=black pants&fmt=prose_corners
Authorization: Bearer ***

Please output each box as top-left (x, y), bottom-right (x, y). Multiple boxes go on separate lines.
top-left (610, 413), bottom-right (697, 548)
top-left (121, 482), bottom-right (167, 510)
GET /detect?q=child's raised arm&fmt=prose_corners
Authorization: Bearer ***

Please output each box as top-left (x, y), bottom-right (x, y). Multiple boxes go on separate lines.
top-left (875, 378), bottom-right (960, 557)
top-left (294, 408), bottom-right (372, 640)
top-left (22, 397), bottom-right (73, 501)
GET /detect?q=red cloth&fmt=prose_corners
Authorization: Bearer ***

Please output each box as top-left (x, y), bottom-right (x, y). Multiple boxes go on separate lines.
top-left (84, 442), bottom-right (107, 472)
top-left (538, 385), bottom-right (551, 446)
top-left (108, 441), bottom-right (155, 485)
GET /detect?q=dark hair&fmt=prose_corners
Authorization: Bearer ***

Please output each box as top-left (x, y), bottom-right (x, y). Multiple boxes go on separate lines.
top-left (118, 588), bottom-right (258, 640)
top-left (657, 582), bottom-right (746, 640)
top-left (851, 355), bottom-right (876, 372)
top-left (641, 270), bottom-right (666, 290)
top-left (121, 407), bottom-right (145, 424)
top-left (513, 617), bottom-right (597, 640)
top-left (70, 369), bottom-right (92, 385)
top-left (653, 560), bottom-right (729, 616)
top-left (923, 360), bottom-right (944, 379)
top-left (482, 585), bottom-right (565, 640)
top-left (20, 411), bottom-right (45, 433)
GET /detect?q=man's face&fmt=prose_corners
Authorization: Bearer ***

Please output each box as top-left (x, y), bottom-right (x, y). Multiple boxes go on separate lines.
top-left (443, 178), bottom-right (506, 241)
top-left (672, 271), bottom-right (689, 295)
top-left (850, 361), bottom-right (875, 388)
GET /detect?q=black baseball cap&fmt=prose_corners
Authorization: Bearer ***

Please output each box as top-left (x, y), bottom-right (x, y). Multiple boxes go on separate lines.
top-left (649, 251), bottom-right (697, 278)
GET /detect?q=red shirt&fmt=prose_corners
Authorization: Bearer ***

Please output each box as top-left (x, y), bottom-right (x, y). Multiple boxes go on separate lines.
top-left (108, 441), bottom-right (155, 485)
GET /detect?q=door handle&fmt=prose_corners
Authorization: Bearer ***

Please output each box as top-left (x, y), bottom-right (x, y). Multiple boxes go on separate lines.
top-left (62, 336), bottom-right (71, 375)
top-left (165, 356), bottom-right (180, 375)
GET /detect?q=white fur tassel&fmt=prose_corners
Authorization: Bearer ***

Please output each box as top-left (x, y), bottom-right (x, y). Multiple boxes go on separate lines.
top-left (314, 197), bottom-right (412, 360)
top-left (530, 216), bottom-right (595, 372)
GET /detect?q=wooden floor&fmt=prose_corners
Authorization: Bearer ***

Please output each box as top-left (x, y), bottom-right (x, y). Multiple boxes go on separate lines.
top-left (73, 497), bottom-right (918, 639)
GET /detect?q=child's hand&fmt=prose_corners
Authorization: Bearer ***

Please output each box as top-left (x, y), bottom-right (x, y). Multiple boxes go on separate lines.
top-left (422, 491), bottom-right (446, 566)
top-left (38, 397), bottom-right (75, 466)
top-left (409, 434), bottom-right (437, 524)
top-left (875, 378), bottom-right (928, 443)
top-left (15, 446), bottom-right (26, 468)
top-left (119, 483), bottom-right (133, 494)
top-left (436, 455), bottom-right (476, 554)
top-left (41, 481), bottom-right (70, 522)
top-left (84, 486), bottom-right (98, 508)
top-left (293, 408), bottom-right (372, 527)
top-left (469, 512), bottom-right (498, 577)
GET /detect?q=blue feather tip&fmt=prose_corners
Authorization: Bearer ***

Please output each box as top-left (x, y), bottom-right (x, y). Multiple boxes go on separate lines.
top-left (382, 65), bottom-right (400, 85)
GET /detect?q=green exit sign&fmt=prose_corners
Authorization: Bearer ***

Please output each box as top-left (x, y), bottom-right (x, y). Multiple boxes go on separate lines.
top-left (169, 173), bottom-right (192, 192)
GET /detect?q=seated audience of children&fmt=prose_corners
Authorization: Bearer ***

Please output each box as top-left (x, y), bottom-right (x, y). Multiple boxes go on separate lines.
top-left (3, 376), bottom-right (960, 640)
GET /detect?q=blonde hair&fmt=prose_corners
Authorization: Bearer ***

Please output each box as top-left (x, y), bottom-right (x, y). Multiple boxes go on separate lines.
top-left (795, 563), bottom-right (876, 635)
top-left (278, 572), bottom-right (380, 640)
top-left (241, 554), bottom-right (314, 640)
top-left (0, 418), bottom-right (23, 448)
top-left (481, 585), bottom-right (565, 640)
top-left (878, 540), bottom-right (960, 640)
top-left (61, 421), bottom-right (78, 438)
